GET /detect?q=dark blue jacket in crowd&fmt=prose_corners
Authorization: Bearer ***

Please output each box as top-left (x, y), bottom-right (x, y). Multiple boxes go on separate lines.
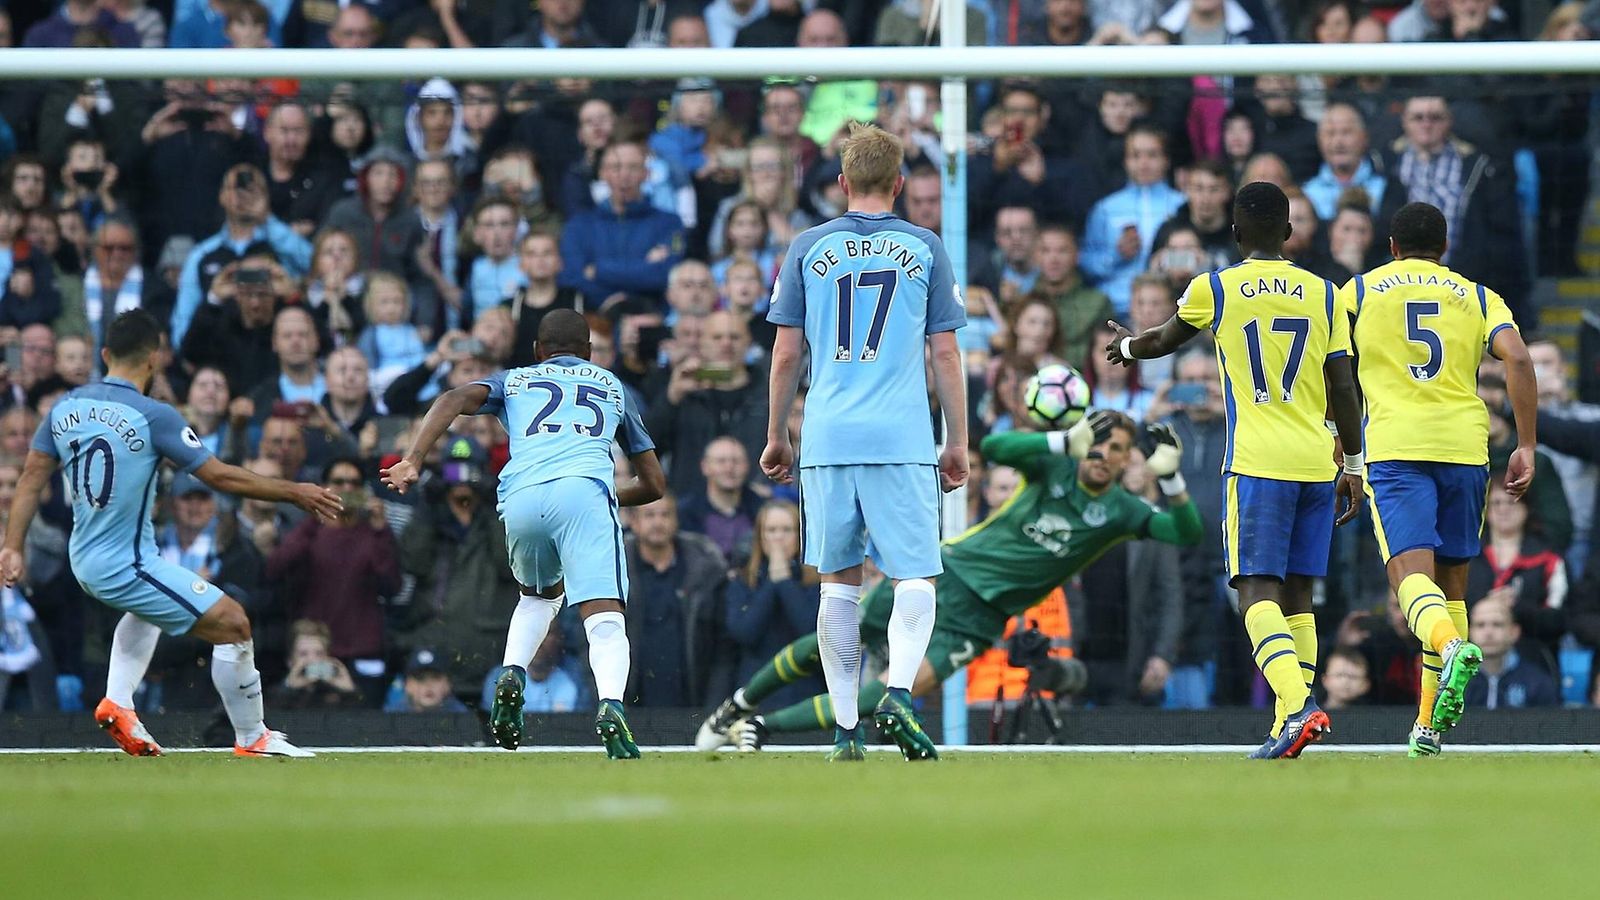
top-left (724, 572), bottom-right (824, 709)
top-left (1464, 650), bottom-right (1561, 709)
top-left (558, 198), bottom-right (684, 309)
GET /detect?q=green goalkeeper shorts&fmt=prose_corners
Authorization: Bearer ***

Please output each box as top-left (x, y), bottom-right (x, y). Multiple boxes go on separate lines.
top-left (859, 571), bottom-right (1010, 683)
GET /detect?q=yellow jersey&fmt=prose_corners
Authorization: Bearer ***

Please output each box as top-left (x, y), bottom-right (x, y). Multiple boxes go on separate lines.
top-left (1338, 258), bottom-right (1517, 466)
top-left (1177, 258), bottom-right (1348, 483)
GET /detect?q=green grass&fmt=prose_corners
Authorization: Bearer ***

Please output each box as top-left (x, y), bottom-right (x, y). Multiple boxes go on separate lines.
top-left (3, 750), bottom-right (1595, 899)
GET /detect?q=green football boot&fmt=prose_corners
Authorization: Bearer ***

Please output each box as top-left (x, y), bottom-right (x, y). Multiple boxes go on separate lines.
top-left (826, 725), bottom-right (865, 762)
top-left (1431, 639), bottom-right (1483, 733)
top-left (595, 699), bottom-right (641, 760)
top-left (489, 666), bottom-right (525, 751)
top-left (1408, 723), bottom-right (1442, 758)
top-left (873, 687), bottom-right (939, 761)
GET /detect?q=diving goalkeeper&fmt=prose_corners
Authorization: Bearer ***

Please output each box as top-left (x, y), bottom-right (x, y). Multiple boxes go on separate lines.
top-left (696, 410), bottom-right (1203, 750)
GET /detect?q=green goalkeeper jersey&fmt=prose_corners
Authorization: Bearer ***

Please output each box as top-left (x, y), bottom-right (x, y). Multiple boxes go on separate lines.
top-left (945, 431), bottom-right (1203, 616)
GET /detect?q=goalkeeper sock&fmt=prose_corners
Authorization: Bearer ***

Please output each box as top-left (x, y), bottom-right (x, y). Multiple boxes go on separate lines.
top-left (105, 613), bottom-right (160, 709)
top-left (818, 583), bottom-right (863, 729)
top-left (743, 633), bottom-right (820, 706)
top-left (764, 694), bottom-right (836, 733)
top-left (1244, 602), bottom-right (1309, 718)
top-left (1398, 573), bottom-right (1458, 653)
top-left (763, 681), bottom-right (889, 734)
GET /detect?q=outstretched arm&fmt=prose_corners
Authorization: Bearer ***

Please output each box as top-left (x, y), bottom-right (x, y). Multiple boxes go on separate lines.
top-left (1146, 500), bottom-right (1203, 546)
top-left (0, 450), bottom-right (57, 586)
top-left (1495, 327), bottom-right (1538, 498)
top-left (381, 383), bottom-right (492, 494)
top-left (194, 457), bottom-right (344, 521)
top-left (1104, 314), bottom-right (1201, 367)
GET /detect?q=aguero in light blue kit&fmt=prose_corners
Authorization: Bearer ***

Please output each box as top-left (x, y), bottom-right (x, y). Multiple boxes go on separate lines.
top-left (763, 122), bottom-right (968, 762)
top-left (382, 309), bottom-right (666, 759)
top-left (0, 309), bottom-right (345, 759)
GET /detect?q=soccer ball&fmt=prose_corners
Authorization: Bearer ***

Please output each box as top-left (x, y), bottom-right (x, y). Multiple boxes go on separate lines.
top-left (1023, 364), bottom-right (1091, 429)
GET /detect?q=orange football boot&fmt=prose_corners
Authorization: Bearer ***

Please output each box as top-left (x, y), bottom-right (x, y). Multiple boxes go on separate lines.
top-left (94, 698), bottom-right (163, 756)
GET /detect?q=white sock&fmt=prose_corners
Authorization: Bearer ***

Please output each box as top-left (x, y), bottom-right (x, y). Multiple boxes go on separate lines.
top-left (817, 583), bottom-right (863, 729)
top-left (503, 593), bottom-right (564, 668)
top-left (583, 611), bottom-right (630, 702)
top-left (886, 578), bottom-right (936, 691)
top-left (211, 640), bottom-right (267, 746)
top-left (733, 687), bottom-right (754, 711)
top-left (105, 614), bottom-right (160, 708)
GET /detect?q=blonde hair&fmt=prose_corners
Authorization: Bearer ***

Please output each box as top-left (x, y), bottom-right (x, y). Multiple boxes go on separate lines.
top-left (840, 121), bottom-right (903, 197)
top-left (742, 501), bottom-right (818, 588)
top-left (1541, 2), bottom-right (1587, 39)
top-left (362, 271), bottom-right (411, 324)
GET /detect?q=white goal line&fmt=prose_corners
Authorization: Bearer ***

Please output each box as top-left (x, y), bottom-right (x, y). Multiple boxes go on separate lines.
top-left (2, 744), bottom-right (1596, 755)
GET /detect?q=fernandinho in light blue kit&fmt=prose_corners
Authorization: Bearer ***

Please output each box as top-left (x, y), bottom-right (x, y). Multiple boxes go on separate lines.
top-left (381, 309), bottom-right (666, 759)
top-left (763, 122), bottom-right (968, 761)
top-left (0, 309), bottom-right (343, 759)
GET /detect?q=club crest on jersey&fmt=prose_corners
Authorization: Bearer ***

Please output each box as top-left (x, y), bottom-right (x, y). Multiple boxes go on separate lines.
top-left (1023, 513), bottom-right (1073, 557)
top-left (1083, 503), bottom-right (1108, 528)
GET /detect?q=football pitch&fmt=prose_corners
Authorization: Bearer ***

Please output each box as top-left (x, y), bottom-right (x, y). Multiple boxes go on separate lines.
top-left (3, 750), bottom-right (1594, 899)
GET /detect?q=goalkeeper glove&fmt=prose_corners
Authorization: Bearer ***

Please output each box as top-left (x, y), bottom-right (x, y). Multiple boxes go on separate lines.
top-left (1140, 423), bottom-right (1187, 496)
top-left (1054, 409), bottom-right (1115, 460)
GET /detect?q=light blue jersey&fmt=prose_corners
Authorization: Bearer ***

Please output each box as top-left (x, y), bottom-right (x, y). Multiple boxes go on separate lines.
top-left (32, 377), bottom-right (225, 633)
top-left (473, 357), bottom-right (655, 601)
top-left (768, 211), bottom-right (965, 468)
top-left (33, 378), bottom-right (212, 572)
top-left (473, 356), bottom-right (654, 505)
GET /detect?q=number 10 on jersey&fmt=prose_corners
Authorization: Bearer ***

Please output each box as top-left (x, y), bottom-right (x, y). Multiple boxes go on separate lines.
top-left (834, 270), bottom-right (898, 363)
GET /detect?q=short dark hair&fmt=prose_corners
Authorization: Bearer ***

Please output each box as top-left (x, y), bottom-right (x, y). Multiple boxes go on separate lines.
top-left (1390, 202), bottom-right (1447, 257)
top-left (104, 309), bottom-right (163, 364)
top-left (1233, 181), bottom-right (1290, 241)
top-left (1101, 410), bottom-right (1138, 445)
top-left (538, 308), bottom-right (591, 355)
top-left (322, 456), bottom-right (365, 484)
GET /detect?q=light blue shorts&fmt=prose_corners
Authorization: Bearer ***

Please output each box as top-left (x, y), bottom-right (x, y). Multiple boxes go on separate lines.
top-left (799, 464), bottom-right (943, 580)
top-left (500, 476), bottom-right (627, 604)
top-left (84, 558), bottom-right (226, 636)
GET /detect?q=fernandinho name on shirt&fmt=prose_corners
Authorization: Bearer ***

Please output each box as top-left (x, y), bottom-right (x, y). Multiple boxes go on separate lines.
top-left (503, 364), bottom-right (615, 395)
top-left (51, 405), bottom-right (146, 452)
top-left (808, 236), bottom-right (926, 280)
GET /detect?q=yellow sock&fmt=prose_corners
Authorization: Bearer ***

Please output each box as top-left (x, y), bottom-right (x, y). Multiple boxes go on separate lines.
top-left (1447, 600), bottom-right (1469, 642)
top-left (1271, 613), bottom-right (1318, 738)
top-left (1286, 613), bottom-right (1318, 690)
top-left (1417, 648), bottom-right (1442, 728)
top-left (1244, 602), bottom-right (1310, 721)
top-left (1398, 573), bottom-right (1459, 654)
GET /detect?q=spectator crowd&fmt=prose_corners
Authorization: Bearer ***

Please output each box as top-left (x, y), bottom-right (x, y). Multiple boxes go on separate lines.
top-left (2, 0), bottom-right (1600, 720)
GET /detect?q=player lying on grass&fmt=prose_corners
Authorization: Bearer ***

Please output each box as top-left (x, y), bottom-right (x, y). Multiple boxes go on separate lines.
top-left (382, 310), bottom-right (666, 759)
top-left (0, 309), bottom-right (345, 758)
top-left (696, 411), bottom-right (1202, 751)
